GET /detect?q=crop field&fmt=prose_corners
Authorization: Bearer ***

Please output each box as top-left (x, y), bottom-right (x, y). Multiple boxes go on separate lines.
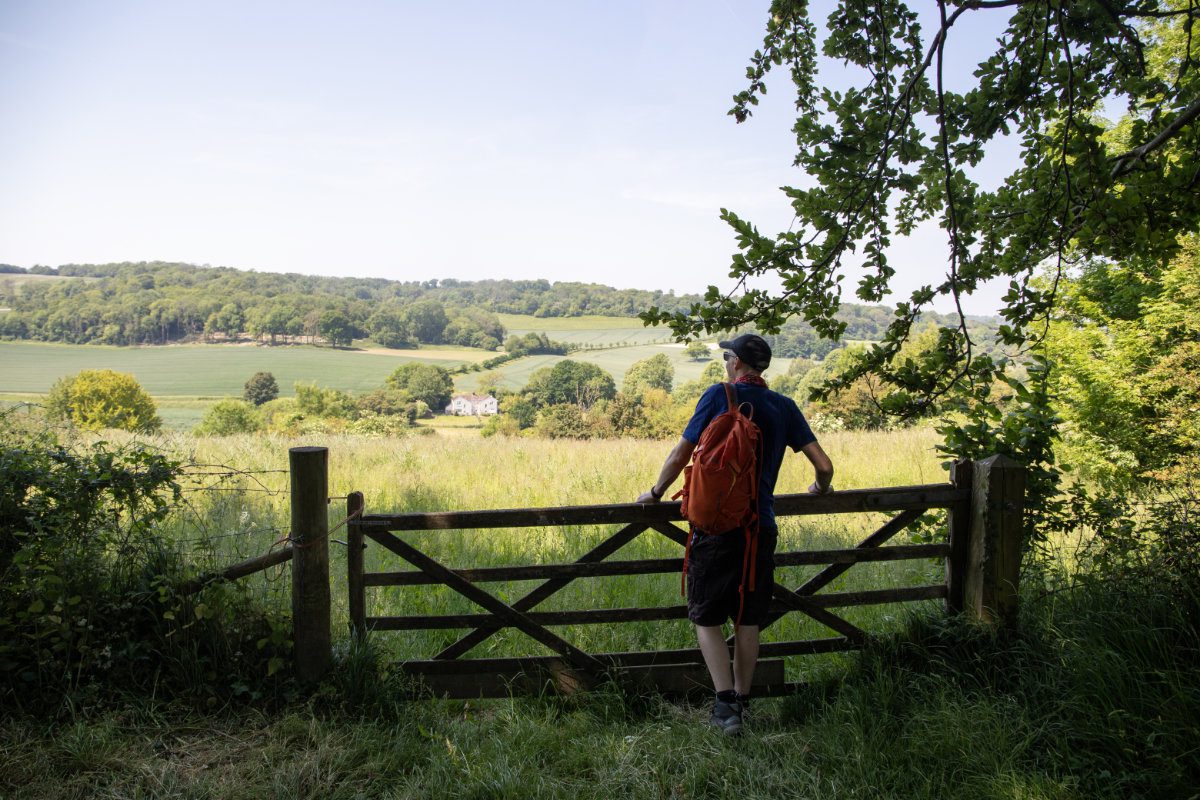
top-left (0, 341), bottom-right (487, 396)
top-left (161, 426), bottom-right (945, 679)
top-left (499, 312), bottom-right (677, 347)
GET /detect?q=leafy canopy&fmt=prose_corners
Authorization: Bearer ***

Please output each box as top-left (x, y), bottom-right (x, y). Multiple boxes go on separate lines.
top-left (644, 1), bottom-right (1200, 416)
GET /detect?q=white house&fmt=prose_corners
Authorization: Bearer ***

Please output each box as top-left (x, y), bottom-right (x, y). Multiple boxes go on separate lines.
top-left (444, 393), bottom-right (499, 416)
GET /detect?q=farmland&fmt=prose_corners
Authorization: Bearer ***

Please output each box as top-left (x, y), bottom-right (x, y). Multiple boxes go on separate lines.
top-left (0, 316), bottom-right (743, 429)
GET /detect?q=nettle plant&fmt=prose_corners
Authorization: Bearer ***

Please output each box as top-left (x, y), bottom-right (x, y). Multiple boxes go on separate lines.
top-left (644, 0), bottom-right (1200, 547)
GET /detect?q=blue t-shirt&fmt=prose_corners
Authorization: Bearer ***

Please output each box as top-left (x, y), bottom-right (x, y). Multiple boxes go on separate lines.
top-left (682, 382), bottom-right (817, 525)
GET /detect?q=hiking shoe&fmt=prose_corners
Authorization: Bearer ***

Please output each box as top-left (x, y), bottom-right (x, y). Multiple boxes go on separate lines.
top-left (709, 698), bottom-right (744, 736)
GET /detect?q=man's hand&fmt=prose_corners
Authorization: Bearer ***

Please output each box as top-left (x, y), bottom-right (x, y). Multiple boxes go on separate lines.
top-left (636, 488), bottom-right (661, 504)
top-left (808, 481), bottom-right (833, 495)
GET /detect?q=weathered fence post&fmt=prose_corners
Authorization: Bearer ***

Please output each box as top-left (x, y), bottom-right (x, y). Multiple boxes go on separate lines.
top-left (347, 491), bottom-right (366, 639)
top-left (945, 458), bottom-right (973, 615)
top-left (290, 446), bottom-right (331, 682)
top-left (964, 454), bottom-right (1026, 625)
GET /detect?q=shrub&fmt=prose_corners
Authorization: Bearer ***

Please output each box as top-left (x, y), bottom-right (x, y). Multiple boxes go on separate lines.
top-left (44, 369), bottom-right (161, 432)
top-left (534, 404), bottom-right (591, 439)
top-left (0, 416), bottom-right (293, 711)
top-left (195, 399), bottom-right (263, 435)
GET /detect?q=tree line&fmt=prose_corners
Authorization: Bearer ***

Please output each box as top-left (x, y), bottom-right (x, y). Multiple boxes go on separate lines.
top-left (0, 260), bottom-right (996, 355)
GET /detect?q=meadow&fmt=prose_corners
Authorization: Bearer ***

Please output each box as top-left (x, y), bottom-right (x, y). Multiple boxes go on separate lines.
top-left (167, 426), bottom-right (946, 671)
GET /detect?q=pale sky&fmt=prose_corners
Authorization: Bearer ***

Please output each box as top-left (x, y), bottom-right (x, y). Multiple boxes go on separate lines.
top-left (1, 1), bottom-right (1013, 314)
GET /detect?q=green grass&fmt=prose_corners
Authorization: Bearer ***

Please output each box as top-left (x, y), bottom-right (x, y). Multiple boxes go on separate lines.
top-left (3, 426), bottom-right (1197, 798)
top-left (142, 428), bottom-right (947, 669)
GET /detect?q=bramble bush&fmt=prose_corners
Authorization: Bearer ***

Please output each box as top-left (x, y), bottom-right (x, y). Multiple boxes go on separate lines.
top-left (0, 411), bottom-right (292, 713)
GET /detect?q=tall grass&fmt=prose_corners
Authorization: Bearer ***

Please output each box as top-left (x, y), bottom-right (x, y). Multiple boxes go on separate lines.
top-left (159, 427), bottom-right (946, 675)
top-left (4, 427), bottom-right (1197, 798)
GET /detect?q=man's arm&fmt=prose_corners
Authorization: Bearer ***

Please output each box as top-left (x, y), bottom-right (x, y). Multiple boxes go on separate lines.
top-left (801, 441), bottom-right (834, 494)
top-left (636, 437), bottom-right (696, 503)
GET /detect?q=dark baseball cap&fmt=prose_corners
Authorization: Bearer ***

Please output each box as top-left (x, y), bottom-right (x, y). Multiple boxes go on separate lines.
top-left (718, 333), bottom-right (772, 372)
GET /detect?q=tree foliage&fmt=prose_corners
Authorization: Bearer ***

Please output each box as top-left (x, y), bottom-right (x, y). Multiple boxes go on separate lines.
top-left (524, 360), bottom-right (617, 409)
top-left (45, 369), bottom-right (161, 433)
top-left (644, 1), bottom-right (1198, 398)
top-left (194, 399), bottom-right (263, 436)
top-left (386, 363), bottom-right (455, 410)
top-left (1047, 233), bottom-right (1200, 490)
top-left (622, 353), bottom-right (675, 395)
top-left (243, 371), bottom-right (279, 406)
top-left (640, 1), bottom-right (1199, 545)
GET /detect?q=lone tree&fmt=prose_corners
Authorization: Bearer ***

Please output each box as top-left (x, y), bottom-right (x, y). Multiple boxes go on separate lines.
top-left (684, 340), bottom-right (711, 361)
top-left (243, 371), bottom-right (279, 406)
top-left (45, 369), bottom-right (161, 433)
top-left (643, 1), bottom-right (1200, 528)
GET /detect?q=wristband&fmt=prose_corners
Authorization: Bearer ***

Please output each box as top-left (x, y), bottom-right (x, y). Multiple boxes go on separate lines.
top-left (650, 485), bottom-right (663, 499)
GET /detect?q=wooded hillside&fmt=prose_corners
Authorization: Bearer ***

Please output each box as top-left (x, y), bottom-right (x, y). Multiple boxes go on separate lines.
top-left (0, 261), bottom-right (994, 356)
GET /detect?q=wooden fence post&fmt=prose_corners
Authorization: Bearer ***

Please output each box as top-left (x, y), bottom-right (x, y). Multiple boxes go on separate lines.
top-left (290, 446), bottom-right (331, 682)
top-left (347, 491), bottom-right (366, 639)
top-left (945, 459), bottom-right (973, 615)
top-left (964, 454), bottom-right (1026, 625)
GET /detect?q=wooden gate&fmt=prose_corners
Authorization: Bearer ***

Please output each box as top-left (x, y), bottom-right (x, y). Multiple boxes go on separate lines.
top-left (343, 456), bottom-right (1024, 699)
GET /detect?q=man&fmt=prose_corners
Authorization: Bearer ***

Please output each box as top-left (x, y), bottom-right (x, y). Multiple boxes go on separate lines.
top-left (636, 333), bottom-right (834, 736)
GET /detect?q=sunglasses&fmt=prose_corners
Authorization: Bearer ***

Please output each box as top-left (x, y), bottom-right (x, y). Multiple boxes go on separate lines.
top-left (722, 351), bottom-right (737, 362)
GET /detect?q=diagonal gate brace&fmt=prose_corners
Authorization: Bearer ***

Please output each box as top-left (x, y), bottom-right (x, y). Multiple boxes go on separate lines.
top-left (755, 508), bottom-right (926, 636)
top-left (366, 530), bottom-right (606, 675)
top-left (435, 522), bottom-right (650, 660)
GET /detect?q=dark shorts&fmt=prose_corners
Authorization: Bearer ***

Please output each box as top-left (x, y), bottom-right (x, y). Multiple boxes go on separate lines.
top-left (686, 524), bottom-right (778, 627)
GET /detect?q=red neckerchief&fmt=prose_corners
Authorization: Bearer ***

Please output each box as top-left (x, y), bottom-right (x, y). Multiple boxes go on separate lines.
top-left (734, 374), bottom-right (768, 389)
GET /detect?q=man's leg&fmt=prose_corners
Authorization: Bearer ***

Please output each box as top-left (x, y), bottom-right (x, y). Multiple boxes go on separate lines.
top-left (695, 624), bottom-right (733, 693)
top-left (732, 624), bottom-right (760, 696)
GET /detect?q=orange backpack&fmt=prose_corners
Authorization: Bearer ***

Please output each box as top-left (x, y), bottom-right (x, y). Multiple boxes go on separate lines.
top-left (674, 383), bottom-right (763, 622)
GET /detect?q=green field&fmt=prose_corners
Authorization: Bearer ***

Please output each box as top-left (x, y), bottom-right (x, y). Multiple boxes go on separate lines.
top-left (2, 317), bottom-right (783, 429)
top-left (500, 313), bottom-right (677, 348)
top-left (0, 341), bottom-right (489, 396)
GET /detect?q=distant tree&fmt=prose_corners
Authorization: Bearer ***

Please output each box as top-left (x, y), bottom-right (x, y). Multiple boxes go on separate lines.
top-left (684, 341), bottom-right (710, 361)
top-left (45, 369), bottom-right (161, 432)
top-left (622, 354), bottom-right (674, 396)
top-left (243, 371), bottom-right (279, 406)
top-left (524, 360), bottom-right (616, 409)
top-left (606, 393), bottom-right (648, 437)
top-left (367, 306), bottom-right (416, 349)
top-left (387, 363), bottom-right (455, 410)
top-left (404, 299), bottom-right (449, 344)
top-left (500, 394), bottom-right (537, 430)
top-left (317, 310), bottom-right (355, 347)
top-left (534, 404), bottom-right (591, 439)
top-left (194, 399), bottom-right (263, 435)
top-left (294, 382), bottom-right (358, 419)
top-left (476, 371), bottom-right (504, 396)
top-left (205, 303), bottom-right (243, 340)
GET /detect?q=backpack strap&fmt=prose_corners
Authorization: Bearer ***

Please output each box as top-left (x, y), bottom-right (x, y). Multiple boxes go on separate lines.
top-left (722, 382), bottom-right (737, 413)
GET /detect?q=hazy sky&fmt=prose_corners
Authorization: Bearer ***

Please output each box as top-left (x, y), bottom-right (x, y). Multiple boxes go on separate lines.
top-left (1, 1), bottom-right (1013, 313)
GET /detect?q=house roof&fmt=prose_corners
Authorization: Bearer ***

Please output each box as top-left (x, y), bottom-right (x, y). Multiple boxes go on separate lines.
top-left (451, 393), bottom-right (496, 403)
